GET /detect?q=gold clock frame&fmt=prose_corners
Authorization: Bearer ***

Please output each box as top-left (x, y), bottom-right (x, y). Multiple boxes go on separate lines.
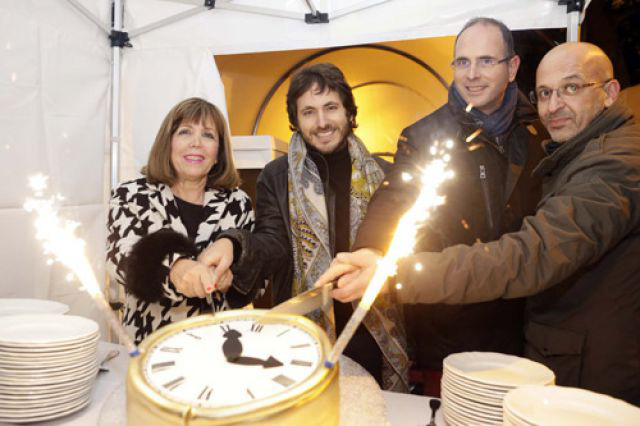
top-left (126, 310), bottom-right (340, 425)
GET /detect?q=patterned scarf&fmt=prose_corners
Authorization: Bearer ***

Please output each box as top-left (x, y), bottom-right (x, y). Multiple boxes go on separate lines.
top-left (287, 131), bottom-right (410, 391)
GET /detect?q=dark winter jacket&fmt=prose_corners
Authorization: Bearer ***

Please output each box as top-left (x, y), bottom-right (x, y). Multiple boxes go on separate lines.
top-left (354, 91), bottom-right (548, 369)
top-left (395, 101), bottom-right (640, 405)
top-left (223, 148), bottom-right (391, 305)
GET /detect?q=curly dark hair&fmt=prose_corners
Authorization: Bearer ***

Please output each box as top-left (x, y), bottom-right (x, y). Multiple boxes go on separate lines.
top-left (286, 63), bottom-right (358, 131)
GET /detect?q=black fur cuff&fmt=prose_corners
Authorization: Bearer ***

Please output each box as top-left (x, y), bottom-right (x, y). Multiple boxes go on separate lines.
top-left (125, 229), bottom-right (198, 302)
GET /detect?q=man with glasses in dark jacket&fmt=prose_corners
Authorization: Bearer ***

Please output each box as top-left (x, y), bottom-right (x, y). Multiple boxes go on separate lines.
top-left (319, 42), bottom-right (640, 406)
top-left (316, 17), bottom-right (548, 396)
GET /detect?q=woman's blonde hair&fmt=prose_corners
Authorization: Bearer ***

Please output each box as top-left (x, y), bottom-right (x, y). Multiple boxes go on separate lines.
top-left (143, 97), bottom-right (240, 189)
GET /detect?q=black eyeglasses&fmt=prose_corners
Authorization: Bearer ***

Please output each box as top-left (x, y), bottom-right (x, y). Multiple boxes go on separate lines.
top-left (451, 56), bottom-right (513, 70)
top-left (529, 80), bottom-right (612, 104)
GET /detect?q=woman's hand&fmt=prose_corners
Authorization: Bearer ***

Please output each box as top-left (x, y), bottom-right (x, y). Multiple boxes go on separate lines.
top-left (169, 258), bottom-right (215, 299)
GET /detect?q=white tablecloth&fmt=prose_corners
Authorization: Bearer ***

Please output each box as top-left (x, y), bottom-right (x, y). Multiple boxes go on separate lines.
top-left (0, 342), bottom-right (444, 425)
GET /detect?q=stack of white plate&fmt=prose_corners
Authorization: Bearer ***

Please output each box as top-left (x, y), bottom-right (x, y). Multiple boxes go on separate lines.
top-left (0, 298), bottom-right (69, 316)
top-left (0, 314), bottom-right (99, 423)
top-left (441, 352), bottom-right (555, 426)
top-left (504, 385), bottom-right (640, 426)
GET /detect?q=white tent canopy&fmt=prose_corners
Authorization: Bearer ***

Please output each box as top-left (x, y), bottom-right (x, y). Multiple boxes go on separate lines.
top-left (0, 0), bottom-right (571, 335)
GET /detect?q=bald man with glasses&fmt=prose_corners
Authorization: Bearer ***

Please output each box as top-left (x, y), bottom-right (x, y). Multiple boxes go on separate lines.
top-left (319, 42), bottom-right (640, 405)
top-left (319, 17), bottom-right (548, 396)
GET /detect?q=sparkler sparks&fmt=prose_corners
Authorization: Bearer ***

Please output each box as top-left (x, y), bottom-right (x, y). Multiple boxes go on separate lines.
top-left (24, 174), bottom-right (139, 356)
top-left (325, 142), bottom-right (453, 367)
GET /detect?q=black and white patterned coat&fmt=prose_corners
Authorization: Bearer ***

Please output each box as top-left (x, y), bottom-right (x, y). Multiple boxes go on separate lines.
top-left (106, 178), bottom-right (256, 344)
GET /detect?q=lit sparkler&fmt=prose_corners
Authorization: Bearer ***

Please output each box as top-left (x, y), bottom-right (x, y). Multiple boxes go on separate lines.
top-left (24, 174), bottom-right (139, 356)
top-left (325, 141), bottom-right (454, 368)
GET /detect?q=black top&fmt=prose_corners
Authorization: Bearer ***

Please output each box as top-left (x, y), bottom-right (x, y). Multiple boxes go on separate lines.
top-left (174, 196), bottom-right (205, 240)
top-left (310, 144), bottom-right (384, 386)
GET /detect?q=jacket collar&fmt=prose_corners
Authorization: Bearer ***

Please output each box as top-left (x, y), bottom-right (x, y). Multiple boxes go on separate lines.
top-left (533, 100), bottom-right (634, 177)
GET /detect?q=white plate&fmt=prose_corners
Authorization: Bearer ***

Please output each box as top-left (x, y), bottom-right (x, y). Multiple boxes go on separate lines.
top-left (504, 407), bottom-right (536, 426)
top-left (0, 365), bottom-right (98, 386)
top-left (0, 384), bottom-right (92, 408)
top-left (0, 357), bottom-right (96, 377)
top-left (0, 348), bottom-right (97, 368)
top-left (444, 352), bottom-right (555, 387)
top-left (443, 391), bottom-right (503, 423)
top-left (0, 314), bottom-right (98, 345)
top-left (443, 368), bottom-right (515, 393)
top-left (0, 396), bottom-right (90, 423)
top-left (444, 404), bottom-right (502, 426)
top-left (0, 375), bottom-right (95, 394)
top-left (0, 338), bottom-right (99, 357)
top-left (0, 381), bottom-right (93, 402)
top-left (504, 385), bottom-right (640, 426)
top-left (442, 375), bottom-right (506, 404)
top-left (0, 299), bottom-right (69, 316)
top-left (0, 334), bottom-right (99, 352)
top-left (0, 393), bottom-right (90, 418)
top-left (441, 386), bottom-right (503, 417)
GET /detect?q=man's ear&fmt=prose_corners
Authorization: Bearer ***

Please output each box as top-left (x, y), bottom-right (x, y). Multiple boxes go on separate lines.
top-left (603, 79), bottom-right (621, 107)
top-left (508, 55), bottom-right (521, 83)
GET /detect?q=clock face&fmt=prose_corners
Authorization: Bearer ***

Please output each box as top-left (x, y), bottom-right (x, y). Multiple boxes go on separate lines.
top-left (141, 315), bottom-right (324, 409)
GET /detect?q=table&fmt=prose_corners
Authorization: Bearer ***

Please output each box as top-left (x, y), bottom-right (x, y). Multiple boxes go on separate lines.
top-left (0, 342), bottom-right (444, 425)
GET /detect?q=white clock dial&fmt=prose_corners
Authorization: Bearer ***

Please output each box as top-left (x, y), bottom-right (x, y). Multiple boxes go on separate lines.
top-left (142, 318), bottom-right (322, 408)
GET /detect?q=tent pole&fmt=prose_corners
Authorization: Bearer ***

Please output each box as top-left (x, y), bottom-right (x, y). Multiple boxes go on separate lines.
top-left (564, 0), bottom-right (583, 42)
top-left (567, 11), bottom-right (579, 42)
top-left (111, 0), bottom-right (123, 190)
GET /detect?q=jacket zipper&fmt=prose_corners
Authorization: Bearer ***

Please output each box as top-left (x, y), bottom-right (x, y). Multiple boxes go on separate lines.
top-left (479, 164), bottom-right (495, 230)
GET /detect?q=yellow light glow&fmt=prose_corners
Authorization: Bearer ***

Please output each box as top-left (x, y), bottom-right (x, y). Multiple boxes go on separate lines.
top-left (24, 174), bottom-right (139, 355)
top-left (359, 147), bottom-right (452, 309)
top-left (326, 144), bottom-right (453, 367)
top-left (24, 177), bottom-right (102, 299)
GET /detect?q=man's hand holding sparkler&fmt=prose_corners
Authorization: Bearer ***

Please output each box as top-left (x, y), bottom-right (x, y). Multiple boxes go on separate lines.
top-left (315, 248), bottom-right (383, 303)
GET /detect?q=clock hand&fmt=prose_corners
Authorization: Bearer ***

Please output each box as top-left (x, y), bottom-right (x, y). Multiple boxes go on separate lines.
top-left (221, 327), bottom-right (243, 362)
top-left (229, 355), bottom-right (283, 368)
top-left (221, 325), bottom-right (283, 367)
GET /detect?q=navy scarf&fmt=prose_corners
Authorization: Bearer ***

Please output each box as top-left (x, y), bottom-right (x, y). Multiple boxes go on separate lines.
top-left (449, 81), bottom-right (519, 138)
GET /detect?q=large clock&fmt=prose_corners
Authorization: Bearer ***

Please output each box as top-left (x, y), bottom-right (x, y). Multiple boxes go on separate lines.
top-left (126, 310), bottom-right (339, 425)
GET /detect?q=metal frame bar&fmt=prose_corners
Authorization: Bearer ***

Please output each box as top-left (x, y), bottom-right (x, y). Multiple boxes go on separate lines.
top-left (65, 0), bottom-right (110, 35)
top-left (332, 0), bottom-right (391, 20)
top-left (129, 6), bottom-right (212, 38)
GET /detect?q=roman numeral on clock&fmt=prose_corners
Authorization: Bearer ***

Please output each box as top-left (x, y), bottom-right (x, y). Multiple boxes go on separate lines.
top-left (273, 374), bottom-right (295, 387)
top-left (163, 376), bottom-right (185, 391)
top-left (291, 359), bottom-right (312, 367)
top-left (159, 347), bottom-right (182, 353)
top-left (198, 385), bottom-right (213, 401)
top-left (151, 360), bottom-right (175, 372)
top-left (250, 323), bottom-right (263, 333)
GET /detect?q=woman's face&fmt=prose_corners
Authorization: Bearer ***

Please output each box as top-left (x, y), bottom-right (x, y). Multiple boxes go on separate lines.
top-left (170, 119), bottom-right (219, 184)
